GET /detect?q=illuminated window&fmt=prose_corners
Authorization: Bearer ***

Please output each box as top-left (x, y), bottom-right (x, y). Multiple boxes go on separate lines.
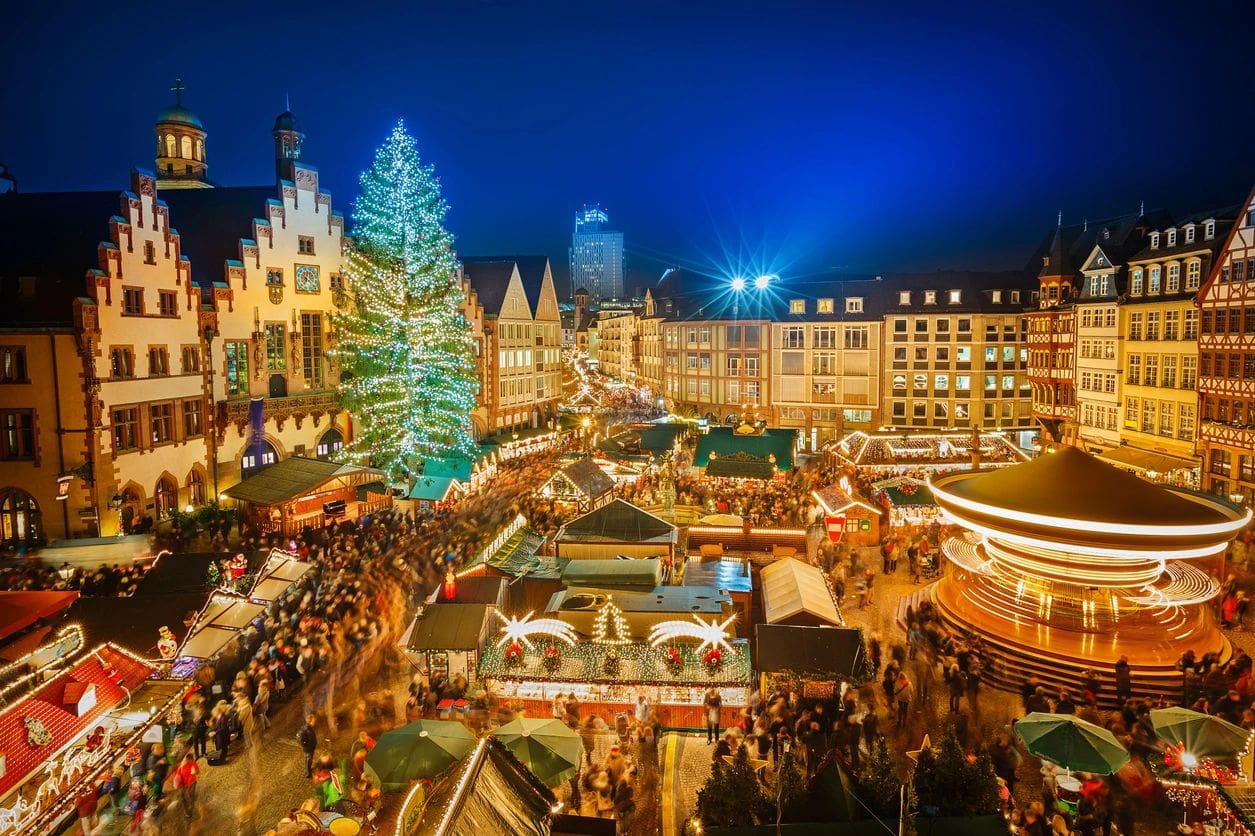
top-left (898, 291), bottom-right (911, 305)
top-left (845, 297), bottom-right (863, 313)
top-left (948, 289), bottom-right (961, 304)
top-left (789, 299), bottom-right (805, 314)
top-left (924, 291), bottom-right (937, 305)
top-left (817, 298), bottom-right (834, 314)
top-left (182, 399), bottom-right (203, 438)
top-left (0, 347), bottom-right (28, 383)
top-left (180, 135), bottom-right (192, 159)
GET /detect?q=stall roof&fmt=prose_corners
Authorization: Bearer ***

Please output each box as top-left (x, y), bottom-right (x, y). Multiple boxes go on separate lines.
top-left (547, 586), bottom-right (728, 615)
top-left (409, 475), bottom-right (461, 502)
top-left (0, 591), bottom-right (79, 643)
top-left (462, 528), bottom-right (557, 578)
top-left (812, 487), bottom-right (881, 516)
top-left (407, 604), bottom-right (490, 652)
top-left (557, 499), bottom-right (676, 544)
top-left (760, 558), bottom-right (844, 627)
top-left (754, 624), bottom-right (864, 679)
top-left (409, 738), bottom-right (554, 836)
top-left (223, 457), bottom-right (384, 505)
top-left (66, 593), bottom-right (204, 658)
top-left (547, 458), bottom-right (615, 500)
top-left (248, 550), bottom-right (314, 603)
top-left (639, 423), bottom-right (688, 453)
top-left (135, 551), bottom-right (260, 597)
top-left (871, 477), bottom-right (935, 507)
top-left (559, 559), bottom-right (662, 589)
top-left (694, 427), bottom-right (797, 475)
top-left (178, 595), bottom-right (265, 660)
top-left (433, 576), bottom-right (508, 606)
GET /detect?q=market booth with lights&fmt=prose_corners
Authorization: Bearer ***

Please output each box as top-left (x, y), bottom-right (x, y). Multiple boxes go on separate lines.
top-left (929, 446), bottom-right (1250, 703)
top-left (830, 429), bottom-right (1028, 472)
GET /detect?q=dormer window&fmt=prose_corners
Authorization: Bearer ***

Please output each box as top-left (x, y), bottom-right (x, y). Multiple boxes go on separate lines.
top-left (1131, 269), bottom-right (1143, 295)
top-left (947, 289), bottom-right (961, 304)
top-left (991, 290), bottom-right (1003, 303)
top-left (1010, 290), bottom-right (1021, 304)
top-left (1103, 228), bottom-right (1111, 240)
top-left (1148, 266), bottom-right (1161, 294)
top-left (1167, 230), bottom-right (1177, 247)
top-left (817, 298), bottom-right (834, 314)
top-left (789, 299), bottom-right (805, 314)
top-left (898, 291), bottom-right (911, 305)
top-left (845, 297), bottom-right (863, 314)
top-left (1185, 225), bottom-right (1196, 243)
top-left (924, 291), bottom-right (937, 305)
top-left (1205, 220), bottom-right (1216, 239)
top-left (1150, 232), bottom-right (1160, 249)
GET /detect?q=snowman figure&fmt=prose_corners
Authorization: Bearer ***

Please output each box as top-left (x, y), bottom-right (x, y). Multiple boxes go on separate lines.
top-left (157, 626), bottom-right (178, 659)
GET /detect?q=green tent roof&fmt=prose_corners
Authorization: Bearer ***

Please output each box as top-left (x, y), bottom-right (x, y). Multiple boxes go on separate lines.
top-left (559, 559), bottom-right (662, 588)
top-left (223, 457), bottom-right (384, 505)
top-left (694, 427), bottom-right (797, 473)
top-left (409, 475), bottom-right (460, 501)
top-left (640, 423), bottom-right (688, 452)
top-left (407, 603), bottom-right (489, 652)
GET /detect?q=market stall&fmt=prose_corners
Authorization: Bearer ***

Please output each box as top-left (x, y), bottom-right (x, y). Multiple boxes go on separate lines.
top-left (829, 429), bottom-right (1027, 473)
top-left (222, 456), bottom-right (388, 537)
top-left (541, 458), bottom-right (615, 513)
top-left (812, 484), bottom-right (882, 548)
top-left (871, 476), bottom-right (939, 527)
top-left (554, 499), bottom-right (676, 561)
top-left (403, 603), bottom-right (493, 686)
top-left (760, 557), bottom-right (844, 627)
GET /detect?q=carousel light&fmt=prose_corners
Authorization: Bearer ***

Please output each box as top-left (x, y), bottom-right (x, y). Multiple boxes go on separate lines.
top-left (648, 613), bottom-right (737, 654)
top-left (495, 611), bottom-right (578, 648)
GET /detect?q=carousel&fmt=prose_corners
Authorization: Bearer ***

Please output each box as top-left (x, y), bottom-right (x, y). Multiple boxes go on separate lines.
top-left (929, 446), bottom-right (1250, 702)
top-left (830, 429), bottom-right (1027, 472)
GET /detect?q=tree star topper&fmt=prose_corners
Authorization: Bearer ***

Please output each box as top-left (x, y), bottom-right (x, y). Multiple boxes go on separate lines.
top-left (648, 613), bottom-right (736, 654)
top-left (495, 610), bottom-right (577, 649)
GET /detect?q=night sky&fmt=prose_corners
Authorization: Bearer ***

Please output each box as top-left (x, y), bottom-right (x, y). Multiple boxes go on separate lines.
top-left (2, 1), bottom-right (1253, 295)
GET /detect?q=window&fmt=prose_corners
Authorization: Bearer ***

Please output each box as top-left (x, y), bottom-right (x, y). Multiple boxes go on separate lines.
top-left (0, 410), bottom-right (34, 460)
top-left (1162, 355), bottom-right (1177, 388)
top-left (1149, 267), bottom-right (1161, 294)
top-left (1131, 270), bottom-right (1143, 295)
top-left (924, 291), bottom-right (937, 305)
top-left (1167, 264), bottom-right (1180, 293)
top-left (1010, 291), bottom-right (1021, 304)
top-left (266, 268), bottom-right (284, 286)
top-left (984, 347), bottom-right (997, 363)
top-left (894, 319), bottom-right (907, 334)
top-left (699, 379), bottom-right (710, 396)
top-left (726, 355), bottom-right (741, 375)
top-left (782, 327), bottom-right (804, 349)
top-left (686, 328), bottom-right (697, 345)
top-left (1211, 449), bottom-right (1233, 477)
top-left (112, 407), bottom-right (139, 451)
top-left (984, 374), bottom-right (996, 391)
top-left (1168, 230), bottom-right (1177, 247)
top-left (302, 312), bottom-right (324, 385)
top-left (1184, 261), bottom-right (1202, 291)
top-left (1144, 355), bottom-right (1158, 387)
top-left (187, 469), bottom-right (205, 506)
top-left (892, 375), bottom-right (907, 391)
top-left (892, 401), bottom-right (906, 418)
top-left (317, 428), bottom-right (344, 459)
top-left (1129, 313), bottom-right (1143, 340)
top-left (843, 409), bottom-right (872, 423)
top-left (1002, 374), bottom-right (1014, 391)
top-left (150, 402), bottom-right (175, 445)
top-left (1236, 260), bottom-right (1248, 282)
top-left (745, 355), bottom-right (759, 375)
top-left (934, 374), bottom-right (949, 390)
top-left (1141, 400), bottom-right (1155, 433)
top-left (956, 346), bottom-right (971, 363)
top-left (1002, 346), bottom-right (1015, 362)
top-left (110, 347), bottom-right (135, 379)
top-left (1179, 404), bottom-right (1195, 440)
top-left (726, 380), bottom-right (740, 402)
top-left (122, 287), bottom-right (144, 315)
top-left (1182, 355), bottom-right (1197, 389)
top-left (992, 290), bottom-right (1003, 303)
top-left (1164, 311), bottom-right (1179, 340)
top-left (914, 347), bottom-right (928, 362)
top-left (147, 346), bottom-right (169, 376)
top-left (225, 341), bottom-right (250, 396)
top-left (1146, 311), bottom-right (1160, 340)
top-left (182, 399), bottom-right (203, 438)
top-left (1205, 220), bottom-right (1215, 239)
top-left (686, 379), bottom-right (697, 396)
top-left (1185, 309), bottom-right (1199, 339)
top-left (781, 352), bottom-right (805, 375)
top-left (955, 375), bottom-right (971, 391)
top-left (1186, 226), bottom-right (1196, 244)
top-left (812, 353), bottom-right (836, 375)
top-left (0, 347), bottom-right (27, 383)
top-left (817, 298), bottom-right (834, 314)
top-left (898, 291), bottom-right (911, 305)
top-left (845, 297), bottom-right (864, 313)
top-left (915, 319), bottom-right (928, 333)
top-left (913, 402), bottom-right (927, 417)
top-left (698, 327), bottom-right (711, 343)
top-left (789, 299), bottom-right (805, 314)
top-left (699, 353), bottom-right (711, 370)
top-left (330, 273), bottom-right (345, 293)
top-left (265, 323), bottom-right (287, 370)
top-left (936, 346), bottom-right (950, 362)
top-left (948, 289), bottom-right (961, 304)
top-left (843, 326), bottom-right (868, 349)
top-left (814, 327), bottom-right (837, 349)
top-left (298, 235), bottom-right (316, 255)
top-left (1150, 233), bottom-right (1160, 249)
top-left (144, 241), bottom-right (156, 265)
top-left (1127, 355), bottom-right (1141, 385)
top-left (686, 353), bottom-right (697, 370)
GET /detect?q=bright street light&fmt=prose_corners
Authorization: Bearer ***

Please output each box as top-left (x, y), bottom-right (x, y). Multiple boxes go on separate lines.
top-left (730, 276), bottom-right (746, 292)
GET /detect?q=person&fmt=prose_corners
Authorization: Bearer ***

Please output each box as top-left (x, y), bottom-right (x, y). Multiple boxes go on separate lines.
top-left (298, 714), bottom-right (318, 778)
top-left (947, 664), bottom-right (965, 713)
top-left (1114, 656), bottom-right (1131, 704)
top-left (893, 671), bottom-right (913, 725)
top-left (350, 731), bottom-right (377, 778)
top-left (174, 752), bottom-right (200, 819)
top-left (634, 694), bottom-right (651, 725)
top-left (74, 785), bottom-right (98, 836)
top-left (552, 692), bottom-right (567, 721)
top-left (580, 714), bottom-right (599, 765)
top-left (703, 686), bottom-right (722, 744)
top-left (145, 742), bottom-right (169, 801)
top-left (191, 708), bottom-right (209, 760)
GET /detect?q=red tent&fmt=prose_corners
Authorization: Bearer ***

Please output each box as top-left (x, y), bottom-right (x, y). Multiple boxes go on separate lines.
top-left (0, 590), bottom-right (79, 643)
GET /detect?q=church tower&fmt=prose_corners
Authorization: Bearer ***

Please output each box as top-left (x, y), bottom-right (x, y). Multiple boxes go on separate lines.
top-left (155, 79), bottom-right (211, 189)
top-left (272, 107), bottom-right (304, 184)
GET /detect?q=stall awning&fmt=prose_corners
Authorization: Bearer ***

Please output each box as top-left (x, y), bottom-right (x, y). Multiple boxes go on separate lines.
top-left (695, 427), bottom-right (798, 473)
top-left (760, 558), bottom-right (844, 627)
top-left (0, 590), bottom-right (79, 642)
top-left (178, 595), bottom-right (265, 660)
top-left (407, 604), bottom-right (489, 652)
top-left (559, 559), bottom-right (662, 588)
top-left (248, 549), bottom-right (313, 603)
top-left (755, 624), bottom-right (864, 679)
top-left (545, 458), bottom-right (615, 500)
top-left (223, 457), bottom-right (384, 505)
top-left (1095, 445), bottom-right (1199, 475)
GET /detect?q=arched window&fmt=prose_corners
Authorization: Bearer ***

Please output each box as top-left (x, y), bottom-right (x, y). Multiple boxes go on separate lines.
top-left (316, 428), bottom-right (343, 460)
top-left (180, 135), bottom-right (192, 159)
top-left (0, 489), bottom-right (41, 547)
top-left (241, 440), bottom-right (278, 479)
top-left (155, 476), bottom-right (177, 519)
top-left (187, 469), bottom-right (205, 507)
top-left (195, 138), bottom-right (204, 160)
top-left (165, 134), bottom-right (176, 158)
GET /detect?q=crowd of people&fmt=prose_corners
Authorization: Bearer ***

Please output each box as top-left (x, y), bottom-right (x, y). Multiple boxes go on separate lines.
top-left (0, 560), bottom-right (152, 595)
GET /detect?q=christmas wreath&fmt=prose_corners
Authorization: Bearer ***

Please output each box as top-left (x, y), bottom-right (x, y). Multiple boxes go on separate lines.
top-left (542, 644), bottom-right (561, 672)
top-left (664, 646), bottom-right (683, 672)
top-left (604, 649), bottom-right (621, 675)
top-left (703, 647), bottom-right (723, 671)
top-left (504, 641), bottom-right (524, 666)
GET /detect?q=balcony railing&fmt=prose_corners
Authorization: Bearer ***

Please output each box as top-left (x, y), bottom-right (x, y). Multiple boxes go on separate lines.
top-left (216, 389), bottom-right (340, 436)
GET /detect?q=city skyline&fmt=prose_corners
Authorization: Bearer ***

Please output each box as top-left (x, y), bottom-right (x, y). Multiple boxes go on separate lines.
top-left (3, 1), bottom-right (1254, 294)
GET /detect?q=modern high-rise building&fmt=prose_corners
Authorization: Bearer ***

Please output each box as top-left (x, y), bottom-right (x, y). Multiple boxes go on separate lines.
top-left (570, 205), bottom-right (624, 301)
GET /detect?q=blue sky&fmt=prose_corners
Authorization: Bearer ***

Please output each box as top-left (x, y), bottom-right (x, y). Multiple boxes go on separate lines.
top-left (2, 0), bottom-right (1252, 293)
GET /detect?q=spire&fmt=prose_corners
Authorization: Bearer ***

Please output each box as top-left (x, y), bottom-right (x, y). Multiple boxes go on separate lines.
top-left (1139, 200), bottom-right (1145, 216)
top-left (286, 92), bottom-right (291, 112)
top-left (170, 78), bottom-right (186, 106)
top-left (1083, 218), bottom-right (1088, 232)
top-left (1057, 210), bottom-right (1062, 229)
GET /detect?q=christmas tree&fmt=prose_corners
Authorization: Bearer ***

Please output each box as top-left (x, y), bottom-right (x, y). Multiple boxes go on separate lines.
top-left (593, 597), bottom-right (632, 644)
top-left (334, 121), bottom-right (478, 483)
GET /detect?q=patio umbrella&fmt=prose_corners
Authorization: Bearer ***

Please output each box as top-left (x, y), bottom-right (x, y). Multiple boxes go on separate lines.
top-left (1151, 707), bottom-right (1251, 760)
top-left (364, 720), bottom-right (475, 791)
top-left (1014, 712), bottom-right (1129, 775)
top-left (489, 717), bottom-right (582, 787)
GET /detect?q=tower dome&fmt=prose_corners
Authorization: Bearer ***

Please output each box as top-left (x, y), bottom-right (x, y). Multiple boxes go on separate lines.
top-left (272, 104), bottom-right (305, 183)
top-left (154, 79), bottom-right (211, 190)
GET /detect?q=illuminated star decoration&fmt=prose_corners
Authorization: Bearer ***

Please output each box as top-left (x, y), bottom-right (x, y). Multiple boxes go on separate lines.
top-left (906, 734), bottom-right (932, 766)
top-left (648, 613), bottom-right (737, 655)
top-left (495, 610), bottom-right (578, 649)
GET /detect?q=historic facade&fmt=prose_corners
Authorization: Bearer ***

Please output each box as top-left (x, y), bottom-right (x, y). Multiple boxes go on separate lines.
top-left (1027, 226), bottom-right (1079, 443)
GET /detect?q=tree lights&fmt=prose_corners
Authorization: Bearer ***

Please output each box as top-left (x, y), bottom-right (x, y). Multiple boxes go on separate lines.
top-left (332, 120), bottom-right (478, 484)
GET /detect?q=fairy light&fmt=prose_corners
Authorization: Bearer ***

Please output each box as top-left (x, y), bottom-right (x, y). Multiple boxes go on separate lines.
top-left (432, 738), bottom-right (488, 835)
top-left (495, 610), bottom-right (578, 648)
top-left (647, 613), bottom-right (737, 654)
top-left (593, 597), bottom-right (632, 645)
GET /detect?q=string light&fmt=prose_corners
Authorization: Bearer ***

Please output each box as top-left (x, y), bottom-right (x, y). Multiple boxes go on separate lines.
top-left (648, 613), bottom-right (737, 654)
top-left (495, 610), bottom-right (578, 648)
top-left (592, 596), bottom-right (632, 645)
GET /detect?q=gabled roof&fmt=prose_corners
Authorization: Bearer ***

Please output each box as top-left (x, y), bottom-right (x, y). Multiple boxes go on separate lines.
top-left (159, 185), bottom-right (278, 287)
top-left (0, 591), bottom-right (79, 642)
top-left (223, 456), bottom-right (384, 504)
top-left (0, 189), bottom-right (119, 326)
top-left (407, 603), bottom-right (489, 652)
top-left (558, 498), bottom-right (676, 544)
top-left (760, 558), bottom-right (844, 627)
top-left (548, 458), bottom-right (615, 500)
top-left (412, 737), bottom-right (554, 836)
top-left (461, 256), bottom-right (551, 317)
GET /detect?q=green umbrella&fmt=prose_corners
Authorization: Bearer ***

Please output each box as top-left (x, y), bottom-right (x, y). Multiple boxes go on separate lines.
top-left (364, 720), bottom-right (476, 791)
top-left (489, 717), bottom-right (583, 787)
top-left (1151, 707), bottom-right (1252, 760)
top-left (1015, 712), bottom-right (1129, 775)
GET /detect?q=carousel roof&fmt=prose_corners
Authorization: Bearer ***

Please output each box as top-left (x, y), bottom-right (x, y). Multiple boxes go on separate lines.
top-left (934, 446), bottom-right (1232, 527)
